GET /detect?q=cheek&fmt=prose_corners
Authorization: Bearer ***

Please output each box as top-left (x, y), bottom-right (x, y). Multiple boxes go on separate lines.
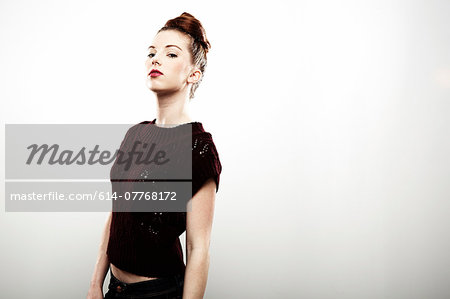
top-left (173, 62), bottom-right (191, 79)
top-left (145, 59), bottom-right (152, 69)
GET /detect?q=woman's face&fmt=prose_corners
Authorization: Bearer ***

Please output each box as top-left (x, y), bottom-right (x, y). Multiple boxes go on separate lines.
top-left (145, 30), bottom-right (200, 97)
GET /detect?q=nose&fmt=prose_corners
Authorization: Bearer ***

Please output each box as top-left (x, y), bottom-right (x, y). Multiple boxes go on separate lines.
top-left (151, 55), bottom-right (160, 66)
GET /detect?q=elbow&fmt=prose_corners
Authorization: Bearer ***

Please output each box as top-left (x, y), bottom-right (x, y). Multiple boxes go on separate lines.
top-left (186, 240), bottom-right (211, 255)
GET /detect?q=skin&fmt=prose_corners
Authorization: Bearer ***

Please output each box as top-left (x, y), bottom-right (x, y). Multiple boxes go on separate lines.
top-left (87, 29), bottom-right (216, 299)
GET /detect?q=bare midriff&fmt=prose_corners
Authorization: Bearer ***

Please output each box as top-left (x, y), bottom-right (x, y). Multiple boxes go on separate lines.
top-left (110, 263), bottom-right (159, 283)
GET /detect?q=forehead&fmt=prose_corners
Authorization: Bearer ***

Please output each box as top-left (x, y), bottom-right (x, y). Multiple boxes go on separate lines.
top-left (150, 30), bottom-right (191, 50)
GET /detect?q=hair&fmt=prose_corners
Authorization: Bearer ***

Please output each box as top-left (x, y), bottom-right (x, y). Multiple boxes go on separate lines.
top-left (157, 12), bottom-right (211, 100)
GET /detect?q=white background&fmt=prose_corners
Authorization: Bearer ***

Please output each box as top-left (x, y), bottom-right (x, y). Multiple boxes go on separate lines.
top-left (1, 0), bottom-right (450, 298)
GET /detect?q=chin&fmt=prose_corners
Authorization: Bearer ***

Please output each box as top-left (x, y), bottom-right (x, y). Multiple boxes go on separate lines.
top-left (146, 81), bottom-right (160, 91)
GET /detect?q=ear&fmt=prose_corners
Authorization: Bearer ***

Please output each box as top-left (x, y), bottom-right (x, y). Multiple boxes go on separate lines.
top-left (188, 68), bottom-right (202, 84)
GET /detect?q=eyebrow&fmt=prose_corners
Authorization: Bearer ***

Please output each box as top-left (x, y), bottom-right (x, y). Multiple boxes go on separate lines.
top-left (148, 45), bottom-right (182, 51)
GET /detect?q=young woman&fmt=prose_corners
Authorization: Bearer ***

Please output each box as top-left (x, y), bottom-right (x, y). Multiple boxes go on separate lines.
top-left (87, 12), bottom-right (222, 299)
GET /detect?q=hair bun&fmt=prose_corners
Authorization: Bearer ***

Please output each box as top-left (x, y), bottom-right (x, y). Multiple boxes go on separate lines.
top-left (162, 12), bottom-right (211, 53)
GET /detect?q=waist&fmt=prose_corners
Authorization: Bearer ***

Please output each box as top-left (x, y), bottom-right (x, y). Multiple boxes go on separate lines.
top-left (107, 266), bottom-right (184, 296)
top-left (110, 263), bottom-right (160, 283)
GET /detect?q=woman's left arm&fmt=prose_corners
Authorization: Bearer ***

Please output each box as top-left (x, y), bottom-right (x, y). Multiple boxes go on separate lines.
top-left (183, 177), bottom-right (217, 299)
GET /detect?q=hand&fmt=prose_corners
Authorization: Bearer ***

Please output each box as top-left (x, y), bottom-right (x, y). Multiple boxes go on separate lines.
top-left (86, 285), bottom-right (104, 299)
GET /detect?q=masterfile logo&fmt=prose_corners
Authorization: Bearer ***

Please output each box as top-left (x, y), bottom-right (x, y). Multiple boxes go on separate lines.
top-left (4, 124), bottom-right (193, 213)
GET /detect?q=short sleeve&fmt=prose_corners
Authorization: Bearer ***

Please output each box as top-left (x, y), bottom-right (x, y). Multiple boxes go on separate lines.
top-left (192, 138), bottom-right (222, 196)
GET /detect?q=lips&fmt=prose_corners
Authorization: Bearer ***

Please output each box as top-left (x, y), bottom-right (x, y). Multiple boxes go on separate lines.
top-left (149, 69), bottom-right (163, 76)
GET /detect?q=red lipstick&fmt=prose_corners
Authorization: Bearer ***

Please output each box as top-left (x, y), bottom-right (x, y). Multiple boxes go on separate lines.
top-left (149, 69), bottom-right (163, 77)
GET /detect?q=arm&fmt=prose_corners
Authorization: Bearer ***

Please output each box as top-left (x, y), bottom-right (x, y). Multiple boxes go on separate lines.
top-left (87, 211), bottom-right (112, 298)
top-left (183, 178), bottom-right (217, 299)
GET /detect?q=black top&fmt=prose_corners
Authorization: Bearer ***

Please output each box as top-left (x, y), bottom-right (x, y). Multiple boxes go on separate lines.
top-left (106, 119), bottom-right (222, 277)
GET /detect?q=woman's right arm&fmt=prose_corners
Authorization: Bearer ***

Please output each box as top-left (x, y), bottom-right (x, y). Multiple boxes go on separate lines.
top-left (87, 211), bottom-right (112, 299)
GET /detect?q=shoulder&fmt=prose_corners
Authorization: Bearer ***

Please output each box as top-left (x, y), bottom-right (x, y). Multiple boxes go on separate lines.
top-left (192, 130), bottom-right (222, 178)
top-left (193, 130), bottom-right (220, 155)
top-left (124, 120), bottom-right (153, 136)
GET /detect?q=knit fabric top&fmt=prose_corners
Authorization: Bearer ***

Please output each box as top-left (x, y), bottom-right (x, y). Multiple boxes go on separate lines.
top-left (106, 118), bottom-right (222, 277)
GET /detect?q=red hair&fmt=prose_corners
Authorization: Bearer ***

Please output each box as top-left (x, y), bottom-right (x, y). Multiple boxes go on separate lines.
top-left (158, 12), bottom-right (211, 99)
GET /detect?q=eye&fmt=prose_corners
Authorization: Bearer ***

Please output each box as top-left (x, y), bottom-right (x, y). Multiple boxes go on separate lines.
top-left (147, 53), bottom-right (177, 58)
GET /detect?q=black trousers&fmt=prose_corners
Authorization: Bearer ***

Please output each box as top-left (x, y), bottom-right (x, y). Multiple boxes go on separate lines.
top-left (104, 269), bottom-right (184, 299)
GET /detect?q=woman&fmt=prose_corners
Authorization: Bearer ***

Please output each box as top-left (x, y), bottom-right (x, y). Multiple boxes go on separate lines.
top-left (87, 12), bottom-right (222, 299)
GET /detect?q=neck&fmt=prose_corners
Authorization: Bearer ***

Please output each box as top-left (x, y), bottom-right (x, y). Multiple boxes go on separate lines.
top-left (154, 91), bottom-right (192, 125)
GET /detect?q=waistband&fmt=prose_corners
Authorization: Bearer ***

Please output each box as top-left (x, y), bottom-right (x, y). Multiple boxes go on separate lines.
top-left (108, 269), bottom-right (184, 294)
